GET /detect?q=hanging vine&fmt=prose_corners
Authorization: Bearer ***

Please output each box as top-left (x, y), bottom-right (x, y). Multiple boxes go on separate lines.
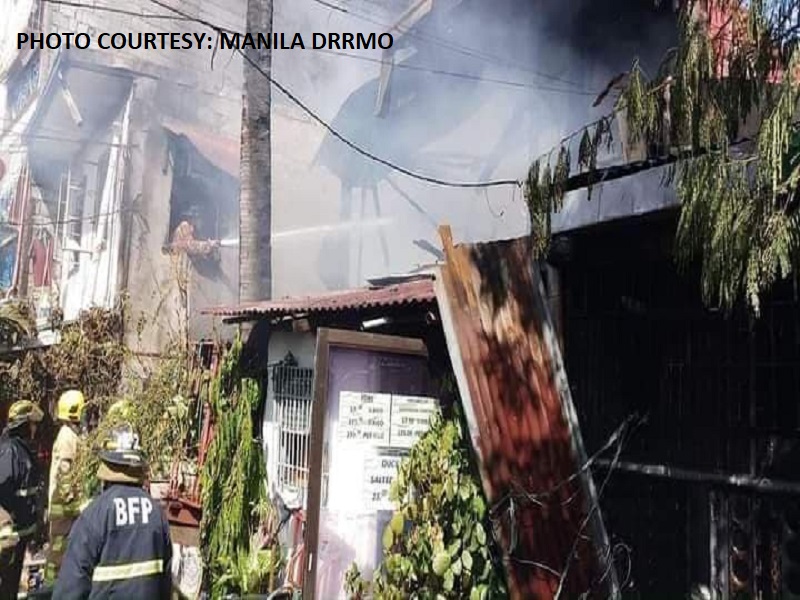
top-left (200, 333), bottom-right (282, 598)
top-left (526, 0), bottom-right (800, 315)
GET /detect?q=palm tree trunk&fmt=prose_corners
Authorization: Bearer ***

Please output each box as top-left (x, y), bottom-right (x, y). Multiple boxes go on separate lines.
top-left (239, 0), bottom-right (273, 305)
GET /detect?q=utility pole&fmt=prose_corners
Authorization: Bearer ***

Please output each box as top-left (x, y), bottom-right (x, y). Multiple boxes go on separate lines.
top-left (239, 0), bottom-right (273, 307)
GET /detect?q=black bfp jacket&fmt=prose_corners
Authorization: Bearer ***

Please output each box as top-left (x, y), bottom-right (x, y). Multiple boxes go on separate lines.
top-left (0, 432), bottom-right (41, 544)
top-left (53, 483), bottom-right (172, 600)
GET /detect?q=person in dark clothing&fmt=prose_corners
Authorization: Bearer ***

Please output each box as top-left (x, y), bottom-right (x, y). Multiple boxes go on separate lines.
top-left (53, 424), bottom-right (173, 600)
top-left (0, 400), bottom-right (44, 600)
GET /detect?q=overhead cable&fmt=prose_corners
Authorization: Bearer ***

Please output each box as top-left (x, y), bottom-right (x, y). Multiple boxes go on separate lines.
top-left (146, 0), bottom-right (522, 189)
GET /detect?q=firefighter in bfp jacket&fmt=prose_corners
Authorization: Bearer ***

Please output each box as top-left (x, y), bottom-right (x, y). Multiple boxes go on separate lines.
top-left (0, 400), bottom-right (43, 600)
top-left (45, 389), bottom-right (86, 584)
top-left (53, 425), bottom-right (173, 600)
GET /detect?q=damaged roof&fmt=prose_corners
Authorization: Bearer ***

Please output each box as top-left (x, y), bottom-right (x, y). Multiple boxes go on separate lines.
top-left (204, 276), bottom-right (435, 320)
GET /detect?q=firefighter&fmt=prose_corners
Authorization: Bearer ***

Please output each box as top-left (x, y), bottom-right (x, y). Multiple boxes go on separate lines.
top-left (53, 424), bottom-right (173, 599)
top-left (105, 399), bottom-right (132, 422)
top-left (0, 400), bottom-right (43, 600)
top-left (44, 389), bottom-right (86, 585)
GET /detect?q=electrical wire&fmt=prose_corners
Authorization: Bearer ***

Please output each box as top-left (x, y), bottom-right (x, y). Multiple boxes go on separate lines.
top-left (303, 0), bottom-right (592, 90)
top-left (40, 0), bottom-right (191, 20)
top-left (145, 0), bottom-right (522, 189)
top-left (487, 412), bottom-right (646, 597)
top-left (30, 0), bottom-right (685, 195)
top-left (306, 0), bottom-right (348, 14)
top-left (37, 0), bottom-right (594, 96)
top-left (29, 0), bottom-right (613, 189)
top-left (313, 48), bottom-right (596, 95)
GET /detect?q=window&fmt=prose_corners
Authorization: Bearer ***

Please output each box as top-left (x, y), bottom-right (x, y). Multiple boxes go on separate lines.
top-left (56, 170), bottom-right (86, 278)
top-left (271, 356), bottom-right (314, 503)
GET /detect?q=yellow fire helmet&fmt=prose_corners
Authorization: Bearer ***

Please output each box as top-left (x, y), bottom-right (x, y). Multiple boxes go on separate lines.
top-left (57, 389), bottom-right (85, 423)
top-left (7, 400), bottom-right (44, 430)
top-left (106, 400), bottom-right (133, 421)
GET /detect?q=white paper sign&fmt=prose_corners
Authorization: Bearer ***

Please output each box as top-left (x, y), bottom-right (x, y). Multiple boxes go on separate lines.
top-left (338, 392), bottom-right (391, 446)
top-left (389, 395), bottom-right (437, 449)
top-left (363, 453), bottom-right (403, 511)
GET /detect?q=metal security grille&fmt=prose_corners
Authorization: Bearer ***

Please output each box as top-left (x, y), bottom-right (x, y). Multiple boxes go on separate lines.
top-left (272, 360), bottom-right (314, 503)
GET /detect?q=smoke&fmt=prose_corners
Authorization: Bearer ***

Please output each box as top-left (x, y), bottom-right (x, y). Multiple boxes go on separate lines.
top-left (1, 0), bottom-right (678, 322)
top-left (270, 0), bottom-right (677, 295)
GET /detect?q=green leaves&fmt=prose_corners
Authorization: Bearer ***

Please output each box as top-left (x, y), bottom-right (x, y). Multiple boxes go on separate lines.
top-left (383, 526), bottom-right (395, 551)
top-left (432, 552), bottom-right (451, 576)
top-left (461, 550), bottom-right (474, 573)
top-left (343, 409), bottom-right (507, 599)
top-left (443, 568), bottom-right (455, 592)
top-left (524, 115), bottom-right (614, 256)
top-left (469, 585), bottom-right (489, 600)
top-left (475, 523), bottom-right (487, 546)
top-left (522, 2), bottom-right (800, 315)
top-left (200, 333), bottom-right (280, 596)
top-left (390, 512), bottom-right (404, 535)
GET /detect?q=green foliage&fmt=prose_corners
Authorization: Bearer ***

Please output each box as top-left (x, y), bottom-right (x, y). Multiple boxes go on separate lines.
top-left (42, 302), bottom-right (196, 498)
top-left (68, 349), bottom-right (192, 498)
top-left (0, 305), bottom-right (126, 414)
top-left (200, 333), bottom-right (281, 598)
top-left (525, 117), bottom-right (614, 256)
top-left (209, 514), bottom-right (283, 598)
top-left (344, 410), bottom-right (506, 600)
top-left (526, 0), bottom-right (800, 315)
top-left (627, 2), bottom-right (800, 315)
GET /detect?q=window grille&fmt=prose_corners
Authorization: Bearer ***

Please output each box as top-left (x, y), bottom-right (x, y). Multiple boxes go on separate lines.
top-left (272, 360), bottom-right (315, 503)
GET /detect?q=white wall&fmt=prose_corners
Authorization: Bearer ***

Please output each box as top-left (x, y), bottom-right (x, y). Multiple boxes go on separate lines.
top-left (263, 329), bottom-right (316, 508)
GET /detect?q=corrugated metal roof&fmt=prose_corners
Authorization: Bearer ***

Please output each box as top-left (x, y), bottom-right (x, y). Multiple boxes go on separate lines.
top-left (204, 277), bottom-right (435, 319)
top-left (434, 229), bottom-right (614, 600)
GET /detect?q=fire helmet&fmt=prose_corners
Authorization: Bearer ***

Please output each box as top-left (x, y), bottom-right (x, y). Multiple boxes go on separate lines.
top-left (97, 424), bottom-right (147, 484)
top-left (57, 389), bottom-right (85, 423)
top-left (106, 400), bottom-right (133, 421)
top-left (7, 400), bottom-right (44, 430)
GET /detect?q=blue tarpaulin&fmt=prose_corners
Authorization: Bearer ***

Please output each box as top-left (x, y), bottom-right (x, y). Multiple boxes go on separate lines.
top-left (0, 237), bottom-right (16, 289)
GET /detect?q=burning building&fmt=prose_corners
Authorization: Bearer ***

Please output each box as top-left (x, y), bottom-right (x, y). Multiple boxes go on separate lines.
top-left (0, 0), bottom-right (244, 352)
top-left (5, 0), bottom-right (799, 598)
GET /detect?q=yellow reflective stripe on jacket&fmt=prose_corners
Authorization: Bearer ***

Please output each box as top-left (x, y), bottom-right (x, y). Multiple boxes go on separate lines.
top-left (50, 502), bottom-right (82, 518)
top-left (91, 559), bottom-right (163, 582)
top-left (15, 486), bottom-right (39, 497)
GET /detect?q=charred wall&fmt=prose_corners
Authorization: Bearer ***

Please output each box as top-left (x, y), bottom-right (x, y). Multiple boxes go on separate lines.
top-left (557, 213), bottom-right (800, 598)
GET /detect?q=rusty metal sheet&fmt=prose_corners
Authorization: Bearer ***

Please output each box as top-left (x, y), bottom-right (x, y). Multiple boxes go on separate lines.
top-left (434, 227), bottom-right (615, 600)
top-left (203, 277), bottom-right (435, 319)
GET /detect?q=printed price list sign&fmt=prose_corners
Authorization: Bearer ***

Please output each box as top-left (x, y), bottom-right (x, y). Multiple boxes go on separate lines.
top-left (338, 391), bottom-right (391, 446)
top-left (363, 453), bottom-right (403, 511)
top-left (389, 395), bottom-right (438, 449)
